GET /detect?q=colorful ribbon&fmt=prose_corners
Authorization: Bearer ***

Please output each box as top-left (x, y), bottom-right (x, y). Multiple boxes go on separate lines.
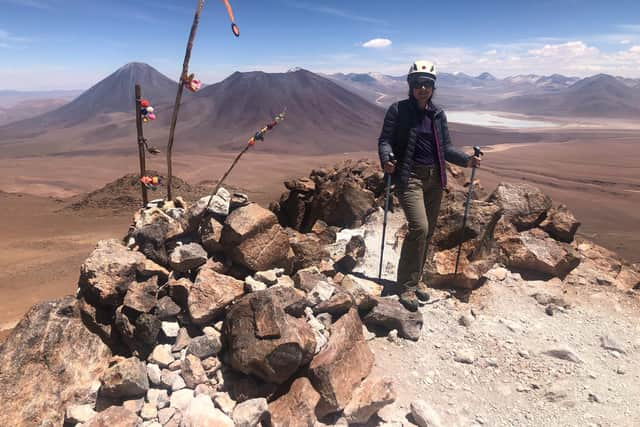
top-left (248, 111), bottom-right (286, 145)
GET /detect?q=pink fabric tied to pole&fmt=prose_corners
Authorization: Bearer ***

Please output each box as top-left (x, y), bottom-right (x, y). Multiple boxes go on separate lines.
top-left (187, 78), bottom-right (201, 92)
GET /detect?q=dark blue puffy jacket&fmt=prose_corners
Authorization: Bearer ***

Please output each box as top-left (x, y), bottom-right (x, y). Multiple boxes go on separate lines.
top-left (378, 97), bottom-right (470, 188)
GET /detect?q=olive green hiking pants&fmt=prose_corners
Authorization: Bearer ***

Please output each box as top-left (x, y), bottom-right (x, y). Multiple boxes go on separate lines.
top-left (396, 165), bottom-right (443, 289)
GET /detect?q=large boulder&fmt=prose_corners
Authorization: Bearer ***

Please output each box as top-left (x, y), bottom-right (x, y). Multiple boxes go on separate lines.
top-left (223, 287), bottom-right (316, 384)
top-left (268, 377), bottom-right (320, 427)
top-left (315, 180), bottom-right (375, 228)
top-left (487, 182), bottom-right (552, 230)
top-left (309, 309), bottom-right (374, 417)
top-left (498, 227), bottom-right (580, 279)
top-left (432, 200), bottom-right (502, 253)
top-left (188, 267), bottom-right (245, 326)
top-left (0, 297), bottom-right (111, 427)
top-left (123, 276), bottom-right (158, 314)
top-left (78, 239), bottom-right (146, 308)
top-left (223, 204), bottom-right (291, 271)
top-left (539, 204), bottom-right (581, 243)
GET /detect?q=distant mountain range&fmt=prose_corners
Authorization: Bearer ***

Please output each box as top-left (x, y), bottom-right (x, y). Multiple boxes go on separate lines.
top-left (324, 71), bottom-right (640, 116)
top-left (0, 62), bottom-right (637, 157)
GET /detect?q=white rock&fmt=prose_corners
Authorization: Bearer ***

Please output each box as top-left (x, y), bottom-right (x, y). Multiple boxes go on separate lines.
top-left (543, 346), bottom-right (583, 364)
top-left (307, 281), bottom-right (335, 305)
top-left (65, 404), bottom-right (96, 424)
top-left (245, 276), bottom-right (268, 292)
top-left (146, 363), bottom-right (162, 386)
top-left (255, 270), bottom-right (278, 285)
top-left (275, 275), bottom-right (295, 287)
top-left (170, 388), bottom-right (194, 412)
top-left (140, 402), bottom-right (157, 420)
top-left (147, 388), bottom-right (169, 409)
top-left (411, 400), bottom-right (442, 427)
top-left (232, 398), bottom-right (269, 427)
top-left (149, 344), bottom-right (174, 367)
top-left (454, 349), bottom-right (476, 364)
top-left (214, 391), bottom-right (237, 415)
top-left (600, 335), bottom-right (625, 354)
top-left (122, 398), bottom-right (144, 414)
top-left (171, 373), bottom-right (186, 391)
top-left (183, 394), bottom-right (234, 427)
top-left (161, 321), bottom-right (180, 338)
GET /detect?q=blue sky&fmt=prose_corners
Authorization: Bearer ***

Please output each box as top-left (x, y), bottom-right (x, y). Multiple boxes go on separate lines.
top-left (1, 0), bottom-right (640, 90)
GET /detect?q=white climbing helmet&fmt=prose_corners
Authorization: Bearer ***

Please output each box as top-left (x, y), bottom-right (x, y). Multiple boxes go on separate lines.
top-left (407, 60), bottom-right (437, 85)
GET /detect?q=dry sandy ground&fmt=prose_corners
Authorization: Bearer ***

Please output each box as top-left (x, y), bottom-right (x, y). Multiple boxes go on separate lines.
top-left (0, 127), bottom-right (638, 341)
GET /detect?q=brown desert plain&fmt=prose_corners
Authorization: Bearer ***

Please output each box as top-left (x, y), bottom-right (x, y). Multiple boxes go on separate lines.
top-left (1, 118), bottom-right (639, 343)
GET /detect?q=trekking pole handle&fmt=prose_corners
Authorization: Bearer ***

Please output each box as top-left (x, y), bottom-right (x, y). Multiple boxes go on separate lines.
top-left (473, 146), bottom-right (484, 158)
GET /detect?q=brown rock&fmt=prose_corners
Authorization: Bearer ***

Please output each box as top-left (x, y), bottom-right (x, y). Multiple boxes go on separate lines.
top-left (311, 220), bottom-right (337, 244)
top-left (182, 355), bottom-right (208, 389)
top-left (309, 309), bottom-right (374, 417)
top-left (100, 357), bottom-right (149, 399)
top-left (499, 228), bottom-right (581, 278)
top-left (188, 268), bottom-right (244, 326)
top-left (0, 297), bottom-right (111, 427)
top-left (313, 292), bottom-right (354, 317)
top-left (268, 377), bottom-right (320, 427)
top-left (339, 275), bottom-right (383, 307)
top-left (222, 203), bottom-right (278, 243)
top-left (84, 406), bottom-right (140, 427)
top-left (138, 259), bottom-right (170, 284)
top-left (343, 375), bottom-right (396, 424)
top-left (79, 239), bottom-right (146, 307)
top-left (233, 224), bottom-right (292, 272)
top-left (614, 264), bottom-right (640, 291)
top-left (167, 276), bottom-right (193, 309)
top-left (424, 245), bottom-right (494, 289)
top-left (294, 266), bottom-right (330, 292)
top-left (563, 239), bottom-right (622, 287)
top-left (487, 182), bottom-right (552, 230)
top-left (539, 204), bottom-right (581, 243)
top-left (123, 276), bottom-right (158, 314)
top-left (223, 287), bottom-right (316, 384)
top-left (288, 230), bottom-right (330, 272)
top-left (285, 177), bottom-right (316, 193)
top-left (318, 180), bottom-right (375, 228)
top-left (432, 200), bottom-right (502, 255)
top-left (362, 297), bottom-right (424, 341)
top-left (200, 216), bottom-right (224, 254)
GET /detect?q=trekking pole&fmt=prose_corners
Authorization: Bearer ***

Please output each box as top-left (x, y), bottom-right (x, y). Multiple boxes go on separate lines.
top-left (378, 153), bottom-right (395, 281)
top-left (454, 146), bottom-right (484, 275)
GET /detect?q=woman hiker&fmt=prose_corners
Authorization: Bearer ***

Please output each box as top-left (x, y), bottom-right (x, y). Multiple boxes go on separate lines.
top-left (378, 59), bottom-right (482, 312)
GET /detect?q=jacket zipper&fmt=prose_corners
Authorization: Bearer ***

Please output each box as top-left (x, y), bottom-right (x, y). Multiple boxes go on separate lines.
top-left (431, 112), bottom-right (447, 188)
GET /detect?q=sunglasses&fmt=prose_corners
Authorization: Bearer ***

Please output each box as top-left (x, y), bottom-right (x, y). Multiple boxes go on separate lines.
top-left (410, 80), bottom-right (435, 90)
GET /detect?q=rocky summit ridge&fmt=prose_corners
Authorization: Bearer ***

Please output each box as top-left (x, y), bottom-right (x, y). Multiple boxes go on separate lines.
top-left (0, 160), bottom-right (638, 427)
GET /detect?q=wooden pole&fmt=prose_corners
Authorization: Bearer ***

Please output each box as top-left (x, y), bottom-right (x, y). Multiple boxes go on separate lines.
top-left (135, 84), bottom-right (148, 206)
top-left (166, 0), bottom-right (205, 201)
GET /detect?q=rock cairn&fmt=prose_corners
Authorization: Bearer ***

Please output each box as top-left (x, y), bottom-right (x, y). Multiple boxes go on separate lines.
top-left (1, 159), bottom-right (638, 427)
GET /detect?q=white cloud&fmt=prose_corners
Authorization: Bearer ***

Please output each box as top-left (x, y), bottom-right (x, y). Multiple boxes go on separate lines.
top-left (528, 41), bottom-right (599, 57)
top-left (484, 49), bottom-right (497, 55)
top-left (362, 38), bottom-right (392, 49)
top-left (620, 39), bottom-right (632, 44)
